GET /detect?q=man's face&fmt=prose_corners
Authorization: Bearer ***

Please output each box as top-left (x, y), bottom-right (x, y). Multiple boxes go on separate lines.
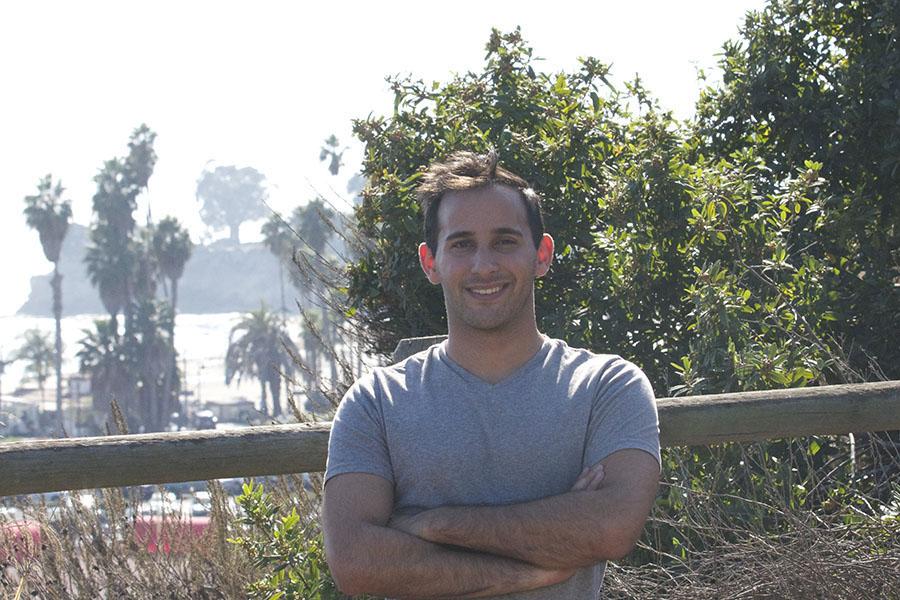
top-left (418, 184), bottom-right (553, 336)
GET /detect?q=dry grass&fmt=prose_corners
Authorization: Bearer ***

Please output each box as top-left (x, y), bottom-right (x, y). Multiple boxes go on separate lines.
top-left (0, 482), bottom-right (256, 599)
top-left (4, 465), bottom-right (897, 599)
top-left (605, 435), bottom-right (900, 600)
top-left (606, 484), bottom-right (899, 599)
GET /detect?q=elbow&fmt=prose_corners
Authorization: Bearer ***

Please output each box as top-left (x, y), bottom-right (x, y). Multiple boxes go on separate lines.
top-left (327, 556), bottom-right (367, 597)
top-left (335, 577), bottom-right (364, 597)
top-left (604, 536), bottom-right (638, 561)
top-left (592, 527), bottom-right (641, 562)
top-left (581, 522), bottom-right (642, 564)
top-left (324, 553), bottom-right (351, 594)
top-left (323, 536), bottom-right (369, 596)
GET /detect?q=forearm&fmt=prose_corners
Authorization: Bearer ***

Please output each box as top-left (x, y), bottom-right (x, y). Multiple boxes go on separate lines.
top-left (327, 520), bottom-right (572, 598)
top-left (417, 487), bottom-right (647, 569)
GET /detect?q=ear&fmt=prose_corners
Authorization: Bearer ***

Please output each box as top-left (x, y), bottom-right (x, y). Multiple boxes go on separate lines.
top-left (418, 242), bottom-right (441, 285)
top-left (534, 234), bottom-right (554, 278)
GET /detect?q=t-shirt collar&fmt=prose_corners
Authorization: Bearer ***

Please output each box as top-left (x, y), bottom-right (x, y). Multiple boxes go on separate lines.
top-left (435, 334), bottom-right (553, 388)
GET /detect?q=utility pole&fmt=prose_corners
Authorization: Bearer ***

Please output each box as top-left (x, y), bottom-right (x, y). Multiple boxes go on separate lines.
top-left (181, 356), bottom-right (189, 429)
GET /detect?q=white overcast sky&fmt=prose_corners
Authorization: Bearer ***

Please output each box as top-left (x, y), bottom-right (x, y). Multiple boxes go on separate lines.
top-left (0, 0), bottom-right (765, 317)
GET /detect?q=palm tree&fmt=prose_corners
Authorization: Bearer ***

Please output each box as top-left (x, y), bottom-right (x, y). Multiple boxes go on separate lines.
top-left (291, 199), bottom-right (339, 386)
top-left (84, 223), bottom-right (134, 333)
top-left (0, 351), bottom-right (18, 418)
top-left (319, 135), bottom-right (348, 176)
top-left (151, 217), bottom-right (193, 317)
top-left (131, 299), bottom-right (178, 431)
top-left (76, 319), bottom-right (122, 414)
top-left (78, 125), bottom-right (159, 430)
top-left (16, 329), bottom-right (54, 404)
top-left (23, 174), bottom-right (72, 430)
top-left (86, 125), bottom-right (157, 334)
top-left (225, 306), bottom-right (299, 418)
top-left (300, 311), bottom-right (323, 399)
top-left (151, 217), bottom-right (192, 427)
top-left (261, 213), bottom-right (294, 313)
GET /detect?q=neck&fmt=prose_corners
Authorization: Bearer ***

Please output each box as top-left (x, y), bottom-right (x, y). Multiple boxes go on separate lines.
top-left (445, 319), bottom-right (545, 384)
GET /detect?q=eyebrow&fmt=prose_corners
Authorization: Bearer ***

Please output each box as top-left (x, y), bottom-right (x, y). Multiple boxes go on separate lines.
top-left (492, 227), bottom-right (524, 238)
top-left (443, 228), bottom-right (525, 243)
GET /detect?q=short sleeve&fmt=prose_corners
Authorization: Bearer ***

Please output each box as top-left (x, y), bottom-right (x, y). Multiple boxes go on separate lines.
top-left (324, 375), bottom-right (395, 486)
top-left (584, 358), bottom-right (661, 469)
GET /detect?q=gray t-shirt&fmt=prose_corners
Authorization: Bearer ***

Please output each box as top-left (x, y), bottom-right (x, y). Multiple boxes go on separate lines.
top-left (325, 336), bottom-right (660, 599)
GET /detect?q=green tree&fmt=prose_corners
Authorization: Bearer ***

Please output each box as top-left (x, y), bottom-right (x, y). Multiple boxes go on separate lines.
top-left (16, 329), bottom-right (54, 403)
top-left (23, 174), bottom-right (72, 430)
top-left (345, 27), bottom-right (876, 396)
top-left (225, 306), bottom-right (300, 418)
top-left (196, 165), bottom-right (268, 243)
top-left (695, 0), bottom-right (900, 378)
top-left (687, 0), bottom-right (900, 501)
top-left (347, 28), bottom-right (692, 385)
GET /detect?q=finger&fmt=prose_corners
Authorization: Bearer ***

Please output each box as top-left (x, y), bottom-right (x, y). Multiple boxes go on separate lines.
top-left (570, 467), bottom-right (592, 491)
top-left (584, 465), bottom-right (606, 491)
top-left (572, 464), bottom-right (603, 491)
top-left (573, 464), bottom-right (605, 492)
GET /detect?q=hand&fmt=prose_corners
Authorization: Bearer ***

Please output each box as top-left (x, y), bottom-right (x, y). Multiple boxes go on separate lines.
top-left (570, 462), bottom-right (605, 492)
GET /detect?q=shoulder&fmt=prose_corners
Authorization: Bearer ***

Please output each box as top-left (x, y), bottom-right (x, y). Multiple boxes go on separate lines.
top-left (541, 339), bottom-right (655, 408)
top-left (339, 341), bottom-right (443, 408)
top-left (544, 338), bottom-right (648, 386)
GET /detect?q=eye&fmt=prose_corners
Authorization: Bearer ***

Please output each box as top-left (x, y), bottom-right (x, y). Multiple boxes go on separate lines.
top-left (496, 237), bottom-right (518, 249)
top-left (450, 239), bottom-right (473, 250)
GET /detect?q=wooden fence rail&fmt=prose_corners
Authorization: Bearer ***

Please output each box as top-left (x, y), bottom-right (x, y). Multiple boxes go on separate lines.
top-left (2, 381), bottom-right (899, 497)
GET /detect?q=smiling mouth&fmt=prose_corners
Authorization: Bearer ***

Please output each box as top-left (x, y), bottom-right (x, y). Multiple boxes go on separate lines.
top-left (467, 284), bottom-right (506, 297)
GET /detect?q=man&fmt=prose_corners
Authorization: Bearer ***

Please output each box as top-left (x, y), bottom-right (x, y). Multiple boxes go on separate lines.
top-left (323, 150), bottom-right (660, 598)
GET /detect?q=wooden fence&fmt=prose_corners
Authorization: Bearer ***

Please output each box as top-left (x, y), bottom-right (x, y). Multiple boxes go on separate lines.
top-left (1, 334), bottom-right (898, 498)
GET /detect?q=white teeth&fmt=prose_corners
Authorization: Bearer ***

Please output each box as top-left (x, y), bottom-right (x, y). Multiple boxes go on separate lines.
top-left (471, 286), bottom-right (502, 295)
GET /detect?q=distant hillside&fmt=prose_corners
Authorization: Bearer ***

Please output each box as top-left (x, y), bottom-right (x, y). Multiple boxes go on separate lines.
top-left (18, 224), bottom-right (292, 315)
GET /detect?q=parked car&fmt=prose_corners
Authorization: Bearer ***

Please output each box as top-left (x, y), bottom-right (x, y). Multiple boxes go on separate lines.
top-left (192, 410), bottom-right (218, 430)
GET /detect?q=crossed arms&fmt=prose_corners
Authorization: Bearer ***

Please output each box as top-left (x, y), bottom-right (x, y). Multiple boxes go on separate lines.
top-left (322, 448), bottom-right (659, 598)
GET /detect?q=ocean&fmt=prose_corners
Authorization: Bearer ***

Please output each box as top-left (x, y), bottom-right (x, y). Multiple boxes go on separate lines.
top-left (0, 312), bottom-right (303, 411)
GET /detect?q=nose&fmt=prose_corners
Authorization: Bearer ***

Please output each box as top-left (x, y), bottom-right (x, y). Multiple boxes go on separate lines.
top-left (470, 246), bottom-right (499, 276)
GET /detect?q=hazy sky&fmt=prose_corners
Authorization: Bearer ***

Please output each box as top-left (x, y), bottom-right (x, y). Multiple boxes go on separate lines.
top-left (0, 0), bottom-right (765, 317)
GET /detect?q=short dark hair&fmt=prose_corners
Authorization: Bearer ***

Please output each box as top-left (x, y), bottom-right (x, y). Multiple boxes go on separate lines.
top-left (417, 150), bottom-right (545, 254)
